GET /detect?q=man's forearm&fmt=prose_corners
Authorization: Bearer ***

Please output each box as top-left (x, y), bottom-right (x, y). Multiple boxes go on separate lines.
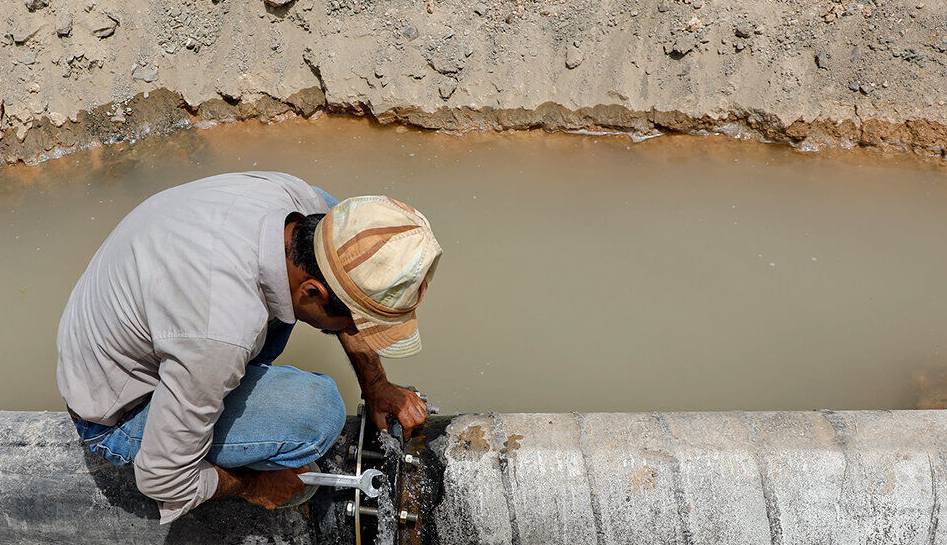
top-left (337, 330), bottom-right (388, 395)
top-left (337, 329), bottom-right (429, 435)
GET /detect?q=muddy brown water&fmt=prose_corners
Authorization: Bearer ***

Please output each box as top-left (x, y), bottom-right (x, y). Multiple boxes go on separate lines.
top-left (2, 116), bottom-right (947, 414)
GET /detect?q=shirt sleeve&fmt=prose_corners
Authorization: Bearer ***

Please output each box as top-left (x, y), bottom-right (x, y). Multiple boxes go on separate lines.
top-left (133, 336), bottom-right (250, 524)
top-left (311, 185), bottom-right (339, 208)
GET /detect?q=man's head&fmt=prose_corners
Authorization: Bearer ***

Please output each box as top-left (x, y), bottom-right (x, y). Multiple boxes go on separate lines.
top-left (287, 196), bottom-right (442, 357)
top-left (287, 212), bottom-right (355, 334)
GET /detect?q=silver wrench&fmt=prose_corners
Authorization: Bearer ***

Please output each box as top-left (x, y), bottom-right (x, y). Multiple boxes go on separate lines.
top-left (297, 468), bottom-right (384, 498)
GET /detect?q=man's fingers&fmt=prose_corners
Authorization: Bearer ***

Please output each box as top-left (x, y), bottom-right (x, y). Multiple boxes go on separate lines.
top-left (398, 402), bottom-right (427, 434)
top-left (412, 405), bottom-right (427, 425)
top-left (401, 406), bottom-right (418, 426)
top-left (395, 411), bottom-right (417, 439)
top-left (402, 404), bottom-right (424, 425)
top-left (365, 386), bottom-right (430, 441)
top-left (370, 410), bottom-right (389, 433)
top-left (411, 397), bottom-right (428, 423)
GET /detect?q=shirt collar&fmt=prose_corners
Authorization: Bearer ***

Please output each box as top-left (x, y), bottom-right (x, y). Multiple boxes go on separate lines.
top-left (259, 209), bottom-right (297, 324)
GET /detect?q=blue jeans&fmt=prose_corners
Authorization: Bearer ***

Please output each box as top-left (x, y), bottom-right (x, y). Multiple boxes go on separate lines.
top-left (71, 320), bottom-right (346, 471)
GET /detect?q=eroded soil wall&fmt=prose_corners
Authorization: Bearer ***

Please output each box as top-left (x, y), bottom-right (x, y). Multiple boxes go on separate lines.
top-left (2, 0), bottom-right (947, 164)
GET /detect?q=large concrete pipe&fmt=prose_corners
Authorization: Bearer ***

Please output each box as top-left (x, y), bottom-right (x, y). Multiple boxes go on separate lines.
top-left (1, 410), bottom-right (945, 544)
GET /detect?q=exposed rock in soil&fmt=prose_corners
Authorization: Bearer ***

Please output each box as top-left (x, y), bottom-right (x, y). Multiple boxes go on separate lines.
top-left (1, 0), bottom-right (946, 166)
top-left (90, 13), bottom-right (119, 39)
top-left (438, 80), bottom-right (457, 100)
top-left (734, 24), bottom-right (753, 39)
top-left (56, 12), bottom-right (72, 37)
top-left (565, 43), bottom-right (583, 69)
top-left (24, 0), bottom-right (48, 12)
top-left (10, 23), bottom-right (42, 45)
top-left (132, 64), bottom-right (158, 83)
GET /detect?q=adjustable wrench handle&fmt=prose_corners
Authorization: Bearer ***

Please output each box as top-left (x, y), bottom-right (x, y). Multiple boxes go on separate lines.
top-left (297, 468), bottom-right (383, 498)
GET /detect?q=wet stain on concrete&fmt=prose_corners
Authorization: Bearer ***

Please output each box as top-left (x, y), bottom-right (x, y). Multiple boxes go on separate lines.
top-left (449, 424), bottom-right (490, 460)
top-left (875, 466), bottom-right (898, 495)
top-left (629, 466), bottom-right (658, 491)
top-left (641, 447), bottom-right (676, 463)
top-left (499, 434), bottom-right (525, 455)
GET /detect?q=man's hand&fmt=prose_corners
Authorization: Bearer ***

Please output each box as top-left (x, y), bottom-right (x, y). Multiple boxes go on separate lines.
top-left (364, 381), bottom-right (429, 438)
top-left (214, 466), bottom-right (307, 510)
top-left (337, 329), bottom-right (429, 438)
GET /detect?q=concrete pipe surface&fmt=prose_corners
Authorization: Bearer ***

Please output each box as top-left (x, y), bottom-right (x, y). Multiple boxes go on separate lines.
top-left (432, 411), bottom-right (947, 545)
top-left (2, 410), bottom-right (946, 545)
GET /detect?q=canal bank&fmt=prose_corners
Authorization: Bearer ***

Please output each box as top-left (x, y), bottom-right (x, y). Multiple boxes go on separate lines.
top-left (2, 0), bottom-right (947, 165)
top-left (2, 410), bottom-right (945, 544)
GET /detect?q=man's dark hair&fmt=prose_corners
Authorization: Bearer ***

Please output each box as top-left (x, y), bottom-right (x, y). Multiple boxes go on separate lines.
top-left (288, 213), bottom-right (351, 318)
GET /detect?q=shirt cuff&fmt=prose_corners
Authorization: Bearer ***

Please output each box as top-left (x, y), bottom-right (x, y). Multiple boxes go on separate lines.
top-left (157, 461), bottom-right (220, 525)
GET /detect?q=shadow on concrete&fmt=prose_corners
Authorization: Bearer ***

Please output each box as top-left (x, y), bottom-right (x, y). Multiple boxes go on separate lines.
top-left (162, 498), bottom-right (302, 545)
top-left (80, 446), bottom-right (313, 544)
top-left (82, 448), bottom-right (158, 520)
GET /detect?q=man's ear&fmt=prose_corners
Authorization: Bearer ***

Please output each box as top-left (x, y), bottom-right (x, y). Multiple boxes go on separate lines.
top-left (300, 278), bottom-right (330, 302)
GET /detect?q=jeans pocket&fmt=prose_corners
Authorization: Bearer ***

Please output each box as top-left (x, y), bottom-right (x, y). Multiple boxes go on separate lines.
top-left (73, 419), bottom-right (114, 444)
top-left (89, 432), bottom-right (134, 466)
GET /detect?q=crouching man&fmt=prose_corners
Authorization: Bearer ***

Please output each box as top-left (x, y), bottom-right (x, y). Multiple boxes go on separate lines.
top-left (57, 171), bottom-right (442, 523)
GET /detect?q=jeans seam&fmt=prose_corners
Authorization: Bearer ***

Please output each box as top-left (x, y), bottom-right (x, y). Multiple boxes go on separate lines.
top-left (210, 439), bottom-right (308, 448)
top-left (98, 432), bottom-right (322, 450)
top-left (100, 431), bottom-right (330, 450)
top-left (110, 427), bottom-right (142, 444)
top-left (80, 428), bottom-right (114, 444)
top-left (267, 454), bottom-right (319, 470)
top-left (92, 441), bottom-right (132, 465)
top-left (259, 440), bottom-right (332, 469)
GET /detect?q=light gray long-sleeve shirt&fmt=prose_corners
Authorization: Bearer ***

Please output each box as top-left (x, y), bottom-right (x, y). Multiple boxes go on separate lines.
top-left (56, 171), bottom-right (330, 524)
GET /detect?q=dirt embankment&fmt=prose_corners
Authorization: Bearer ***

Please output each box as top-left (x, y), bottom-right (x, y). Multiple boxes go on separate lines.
top-left (2, 0), bottom-right (947, 165)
